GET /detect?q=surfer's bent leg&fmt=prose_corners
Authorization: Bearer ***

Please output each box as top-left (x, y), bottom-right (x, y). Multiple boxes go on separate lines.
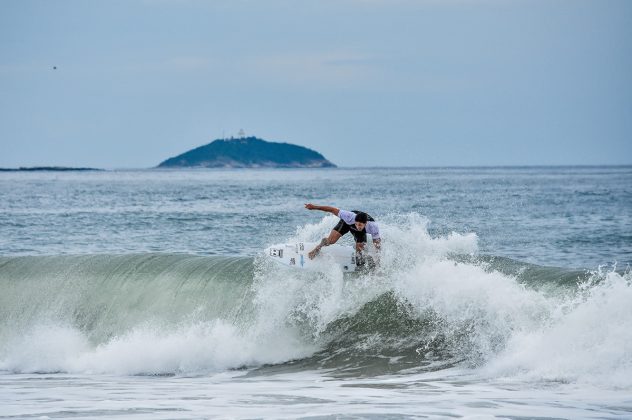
top-left (308, 230), bottom-right (342, 259)
top-left (351, 229), bottom-right (367, 253)
top-left (351, 230), bottom-right (368, 266)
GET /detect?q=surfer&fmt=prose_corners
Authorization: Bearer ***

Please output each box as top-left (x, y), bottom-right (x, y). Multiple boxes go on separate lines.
top-left (304, 203), bottom-right (381, 260)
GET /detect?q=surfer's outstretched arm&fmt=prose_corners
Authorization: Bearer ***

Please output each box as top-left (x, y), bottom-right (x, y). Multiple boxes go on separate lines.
top-left (304, 203), bottom-right (339, 216)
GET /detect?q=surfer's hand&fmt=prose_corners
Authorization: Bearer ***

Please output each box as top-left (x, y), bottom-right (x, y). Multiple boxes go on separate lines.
top-left (305, 203), bottom-right (316, 210)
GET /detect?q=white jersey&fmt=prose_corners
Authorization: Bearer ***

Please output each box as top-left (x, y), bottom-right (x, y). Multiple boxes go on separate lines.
top-left (338, 209), bottom-right (380, 239)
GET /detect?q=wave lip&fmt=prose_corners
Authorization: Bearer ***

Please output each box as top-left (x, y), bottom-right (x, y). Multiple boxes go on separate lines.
top-left (0, 253), bottom-right (317, 375)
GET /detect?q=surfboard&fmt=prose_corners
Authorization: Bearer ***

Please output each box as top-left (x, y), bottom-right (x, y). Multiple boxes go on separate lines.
top-left (265, 242), bottom-right (375, 273)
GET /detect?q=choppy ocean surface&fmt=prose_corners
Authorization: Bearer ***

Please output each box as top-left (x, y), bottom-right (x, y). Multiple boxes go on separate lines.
top-left (1, 166), bottom-right (631, 419)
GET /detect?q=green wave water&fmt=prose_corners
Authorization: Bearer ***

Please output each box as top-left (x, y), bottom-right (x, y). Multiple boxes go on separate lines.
top-left (1, 249), bottom-right (629, 387)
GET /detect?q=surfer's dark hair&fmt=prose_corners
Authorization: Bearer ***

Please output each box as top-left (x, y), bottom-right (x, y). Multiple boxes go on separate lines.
top-left (354, 212), bottom-right (369, 224)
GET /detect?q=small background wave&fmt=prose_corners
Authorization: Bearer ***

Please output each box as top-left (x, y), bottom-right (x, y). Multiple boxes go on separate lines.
top-left (2, 167), bottom-right (630, 267)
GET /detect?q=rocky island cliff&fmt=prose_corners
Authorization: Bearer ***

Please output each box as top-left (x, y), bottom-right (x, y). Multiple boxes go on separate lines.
top-left (157, 137), bottom-right (336, 168)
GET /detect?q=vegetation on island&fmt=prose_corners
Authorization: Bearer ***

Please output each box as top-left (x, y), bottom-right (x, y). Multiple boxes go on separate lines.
top-left (157, 137), bottom-right (336, 168)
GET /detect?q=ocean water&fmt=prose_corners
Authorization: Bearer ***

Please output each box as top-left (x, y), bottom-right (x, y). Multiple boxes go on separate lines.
top-left (1, 166), bottom-right (631, 419)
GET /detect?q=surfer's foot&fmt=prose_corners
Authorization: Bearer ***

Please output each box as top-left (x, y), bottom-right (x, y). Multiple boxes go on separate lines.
top-left (308, 247), bottom-right (320, 259)
top-left (309, 238), bottom-right (330, 259)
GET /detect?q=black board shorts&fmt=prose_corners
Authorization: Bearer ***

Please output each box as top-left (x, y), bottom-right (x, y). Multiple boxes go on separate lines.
top-left (333, 219), bottom-right (367, 243)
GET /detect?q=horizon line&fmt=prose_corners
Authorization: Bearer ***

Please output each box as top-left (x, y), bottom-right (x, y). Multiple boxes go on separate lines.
top-left (2, 164), bottom-right (631, 172)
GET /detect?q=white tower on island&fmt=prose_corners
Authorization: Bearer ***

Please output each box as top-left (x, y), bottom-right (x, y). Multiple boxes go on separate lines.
top-left (238, 129), bottom-right (246, 138)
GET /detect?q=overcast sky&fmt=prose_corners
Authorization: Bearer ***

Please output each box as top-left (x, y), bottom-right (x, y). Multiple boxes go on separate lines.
top-left (1, 0), bottom-right (631, 168)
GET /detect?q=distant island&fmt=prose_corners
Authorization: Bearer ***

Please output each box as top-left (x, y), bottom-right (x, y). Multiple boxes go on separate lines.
top-left (0, 166), bottom-right (103, 172)
top-left (157, 137), bottom-right (336, 168)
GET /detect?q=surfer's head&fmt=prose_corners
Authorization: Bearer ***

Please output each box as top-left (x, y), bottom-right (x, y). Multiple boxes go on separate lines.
top-left (354, 212), bottom-right (368, 230)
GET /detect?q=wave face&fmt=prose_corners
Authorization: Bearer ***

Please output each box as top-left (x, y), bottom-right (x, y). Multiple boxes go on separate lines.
top-left (1, 216), bottom-right (631, 388)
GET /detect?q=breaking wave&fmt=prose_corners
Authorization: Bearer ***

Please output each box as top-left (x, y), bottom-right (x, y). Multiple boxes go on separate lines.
top-left (1, 214), bottom-right (630, 388)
